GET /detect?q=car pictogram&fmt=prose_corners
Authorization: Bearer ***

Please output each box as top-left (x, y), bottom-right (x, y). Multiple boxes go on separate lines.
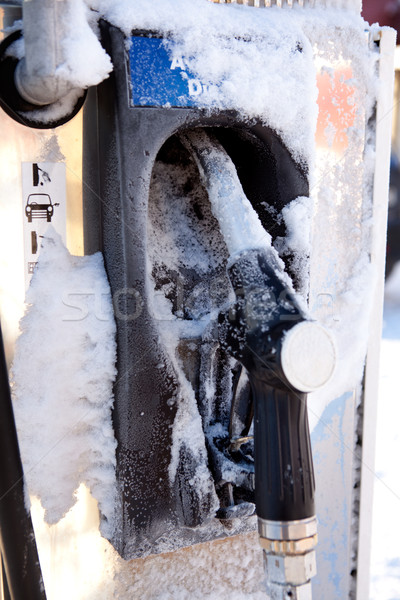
top-left (25, 193), bottom-right (59, 223)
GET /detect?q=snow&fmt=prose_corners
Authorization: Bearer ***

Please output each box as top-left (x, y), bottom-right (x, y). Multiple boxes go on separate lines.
top-left (274, 196), bottom-right (312, 295)
top-left (110, 532), bottom-right (266, 599)
top-left (3, 1), bottom-right (112, 124)
top-left (57, 0), bottom-right (113, 89)
top-left (11, 229), bottom-right (117, 538)
top-left (25, 265), bottom-right (400, 600)
top-left (30, 490), bottom-right (266, 600)
top-left (147, 140), bottom-right (230, 498)
top-left (81, 0), bottom-right (379, 434)
top-left (181, 129), bottom-right (271, 255)
top-left (84, 0), bottom-right (368, 163)
top-left (8, 0), bottom-right (364, 162)
top-left (6, 2), bottom-right (112, 89)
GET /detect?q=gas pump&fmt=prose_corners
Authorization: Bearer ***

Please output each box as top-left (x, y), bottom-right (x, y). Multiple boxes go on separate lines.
top-left (0, 2), bottom-right (395, 599)
top-left (83, 26), bottom-right (337, 578)
top-left (82, 22), bottom-right (322, 556)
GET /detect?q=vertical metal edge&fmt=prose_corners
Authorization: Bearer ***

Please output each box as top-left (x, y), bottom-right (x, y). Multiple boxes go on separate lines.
top-left (356, 26), bottom-right (396, 600)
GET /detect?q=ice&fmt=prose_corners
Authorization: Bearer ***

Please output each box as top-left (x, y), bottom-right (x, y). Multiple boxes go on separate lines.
top-left (11, 229), bottom-right (117, 538)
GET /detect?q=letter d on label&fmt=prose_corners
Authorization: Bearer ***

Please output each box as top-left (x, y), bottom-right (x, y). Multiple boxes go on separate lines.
top-left (188, 79), bottom-right (202, 97)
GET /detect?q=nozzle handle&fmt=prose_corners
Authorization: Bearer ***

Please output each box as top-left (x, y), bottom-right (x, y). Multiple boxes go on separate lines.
top-left (219, 248), bottom-right (332, 525)
top-left (251, 377), bottom-right (315, 522)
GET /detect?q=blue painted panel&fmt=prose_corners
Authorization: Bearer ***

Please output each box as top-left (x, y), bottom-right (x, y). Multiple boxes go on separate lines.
top-left (129, 36), bottom-right (205, 108)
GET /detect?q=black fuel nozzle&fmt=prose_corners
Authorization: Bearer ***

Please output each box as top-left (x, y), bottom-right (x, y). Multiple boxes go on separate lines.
top-left (180, 128), bottom-right (335, 598)
top-left (219, 247), bottom-right (335, 599)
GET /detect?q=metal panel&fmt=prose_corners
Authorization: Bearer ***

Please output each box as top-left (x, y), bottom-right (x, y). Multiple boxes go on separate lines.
top-left (356, 27), bottom-right (396, 600)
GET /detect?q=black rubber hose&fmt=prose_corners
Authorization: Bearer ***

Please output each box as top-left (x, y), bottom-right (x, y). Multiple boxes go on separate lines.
top-left (0, 324), bottom-right (47, 600)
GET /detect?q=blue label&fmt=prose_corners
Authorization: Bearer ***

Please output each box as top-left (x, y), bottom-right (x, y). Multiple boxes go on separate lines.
top-left (129, 36), bottom-right (205, 108)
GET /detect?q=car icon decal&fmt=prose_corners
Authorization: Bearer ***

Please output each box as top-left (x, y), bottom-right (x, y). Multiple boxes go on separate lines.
top-left (25, 193), bottom-right (59, 223)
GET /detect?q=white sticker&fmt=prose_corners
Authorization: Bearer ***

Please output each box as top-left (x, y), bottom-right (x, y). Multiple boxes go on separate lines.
top-left (21, 162), bottom-right (67, 288)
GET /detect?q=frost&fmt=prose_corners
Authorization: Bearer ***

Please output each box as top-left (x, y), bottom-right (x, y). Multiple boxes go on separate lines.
top-left (148, 144), bottom-right (224, 512)
top-left (274, 196), bottom-right (313, 294)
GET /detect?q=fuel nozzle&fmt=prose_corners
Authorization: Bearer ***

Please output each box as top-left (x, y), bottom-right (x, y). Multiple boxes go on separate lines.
top-left (180, 129), bottom-right (336, 599)
top-left (219, 247), bottom-right (335, 599)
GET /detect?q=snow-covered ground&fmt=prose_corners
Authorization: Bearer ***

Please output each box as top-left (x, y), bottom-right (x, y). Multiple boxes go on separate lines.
top-left (370, 263), bottom-right (400, 600)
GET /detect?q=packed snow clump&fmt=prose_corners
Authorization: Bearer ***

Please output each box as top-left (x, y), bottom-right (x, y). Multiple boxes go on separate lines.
top-left (181, 129), bottom-right (272, 254)
top-left (56, 0), bottom-right (113, 89)
top-left (12, 229), bottom-right (117, 538)
top-left (274, 196), bottom-right (313, 295)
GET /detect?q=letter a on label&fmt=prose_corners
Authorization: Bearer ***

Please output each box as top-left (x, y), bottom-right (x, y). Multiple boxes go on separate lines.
top-left (170, 56), bottom-right (186, 71)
